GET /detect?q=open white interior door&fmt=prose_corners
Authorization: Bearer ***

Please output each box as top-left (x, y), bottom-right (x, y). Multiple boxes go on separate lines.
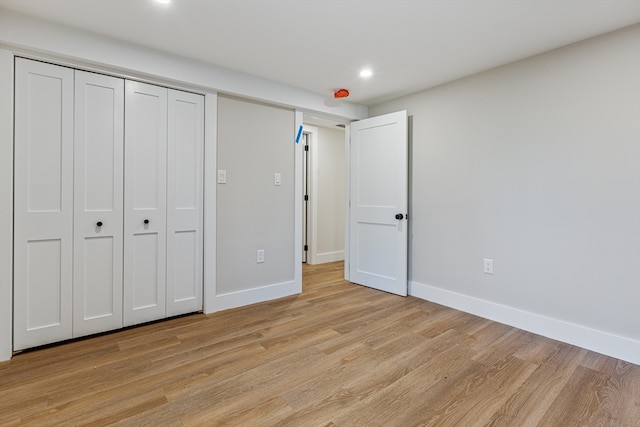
top-left (348, 111), bottom-right (408, 296)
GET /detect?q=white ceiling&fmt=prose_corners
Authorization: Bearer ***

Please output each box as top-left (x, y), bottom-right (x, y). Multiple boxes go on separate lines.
top-left (1, 0), bottom-right (638, 106)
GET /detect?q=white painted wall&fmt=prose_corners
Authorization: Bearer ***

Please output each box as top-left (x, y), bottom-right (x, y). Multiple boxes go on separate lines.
top-left (370, 25), bottom-right (640, 364)
top-left (215, 96), bottom-right (297, 308)
top-left (314, 126), bottom-right (346, 264)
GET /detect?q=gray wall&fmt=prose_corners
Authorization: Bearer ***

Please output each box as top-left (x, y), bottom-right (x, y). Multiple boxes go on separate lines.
top-left (217, 96), bottom-right (295, 294)
top-left (316, 126), bottom-right (345, 260)
top-left (370, 25), bottom-right (640, 342)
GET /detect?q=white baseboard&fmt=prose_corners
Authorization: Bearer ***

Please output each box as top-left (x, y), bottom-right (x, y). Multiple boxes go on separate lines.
top-left (208, 279), bottom-right (301, 313)
top-left (311, 250), bottom-right (344, 265)
top-left (409, 280), bottom-right (640, 365)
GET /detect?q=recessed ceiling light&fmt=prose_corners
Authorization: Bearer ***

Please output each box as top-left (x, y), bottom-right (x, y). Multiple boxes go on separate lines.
top-left (359, 69), bottom-right (373, 78)
top-left (155, 0), bottom-right (171, 4)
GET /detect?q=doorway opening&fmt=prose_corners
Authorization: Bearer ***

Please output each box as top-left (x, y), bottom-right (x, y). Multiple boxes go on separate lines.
top-left (300, 121), bottom-right (346, 268)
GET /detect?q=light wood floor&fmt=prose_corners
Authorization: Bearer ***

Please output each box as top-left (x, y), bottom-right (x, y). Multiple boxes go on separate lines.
top-left (1, 261), bottom-right (638, 426)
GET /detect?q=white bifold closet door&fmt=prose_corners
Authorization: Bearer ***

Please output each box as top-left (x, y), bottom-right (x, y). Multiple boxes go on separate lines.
top-left (123, 81), bottom-right (168, 326)
top-left (123, 83), bottom-right (204, 325)
top-left (14, 59), bottom-right (204, 350)
top-left (166, 89), bottom-right (204, 317)
top-left (13, 58), bottom-right (75, 350)
top-left (73, 70), bottom-right (125, 337)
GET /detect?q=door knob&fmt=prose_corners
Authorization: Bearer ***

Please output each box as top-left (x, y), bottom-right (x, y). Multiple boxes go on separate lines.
top-left (144, 219), bottom-right (149, 224)
top-left (395, 213), bottom-right (404, 220)
top-left (96, 221), bottom-right (103, 227)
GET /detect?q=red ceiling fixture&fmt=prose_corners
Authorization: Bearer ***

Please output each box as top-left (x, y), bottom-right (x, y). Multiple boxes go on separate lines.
top-left (333, 88), bottom-right (350, 99)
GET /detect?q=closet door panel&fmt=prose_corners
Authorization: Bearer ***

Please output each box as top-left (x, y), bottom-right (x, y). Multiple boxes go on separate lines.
top-left (13, 58), bottom-right (74, 350)
top-left (131, 233), bottom-right (161, 308)
top-left (124, 81), bottom-right (167, 326)
top-left (73, 70), bottom-right (124, 337)
top-left (166, 90), bottom-right (204, 316)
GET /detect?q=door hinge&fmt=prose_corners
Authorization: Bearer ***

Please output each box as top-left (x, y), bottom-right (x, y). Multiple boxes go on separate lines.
top-left (304, 245), bottom-right (308, 251)
top-left (304, 194), bottom-right (309, 201)
top-left (304, 145), bottom-right (309, 151)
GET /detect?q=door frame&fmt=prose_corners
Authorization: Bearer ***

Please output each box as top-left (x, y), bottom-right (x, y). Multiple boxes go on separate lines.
top-left (0, 49), bottom-right (14, 360)
top-left (301, 125), bottom-right (319, 265)
top-left (300, 123), bottom-right (350, 266)
top-left (344, 124), bottom-right (352, 281)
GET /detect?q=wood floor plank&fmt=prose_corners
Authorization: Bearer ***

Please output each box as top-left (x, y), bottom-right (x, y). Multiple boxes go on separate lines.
top-left (330, 343), bottom-right (482, 426)
top-left (485, 345), bottom-right (586, 426)
top-left (606, 360), bottom-right (640, 426)
top-left (537, 365), bottom-right (612, 426)
top-left (1, 261), bottom-right (638, 426)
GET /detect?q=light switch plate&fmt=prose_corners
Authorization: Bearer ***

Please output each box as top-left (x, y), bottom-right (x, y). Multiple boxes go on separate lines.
top-left (274, 172), bottom-right (281, 186)
top-left (483, 258), bottom-right (493, 274)
top-left (218, 169), bottom-right (227, 184)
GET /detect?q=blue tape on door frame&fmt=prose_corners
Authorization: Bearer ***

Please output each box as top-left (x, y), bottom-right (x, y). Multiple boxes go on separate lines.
top-left (295, 125), bottom-right (303, 143)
